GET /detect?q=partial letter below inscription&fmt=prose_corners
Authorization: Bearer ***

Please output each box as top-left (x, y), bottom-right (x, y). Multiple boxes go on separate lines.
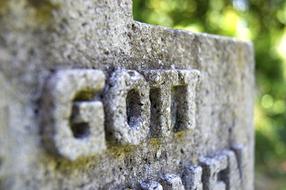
top-left (160, 174), bottom-right (185, 190)
top-left (137, 146), bottom-right (245, 190)
top-left (182, 165), bottom-right (203, 190)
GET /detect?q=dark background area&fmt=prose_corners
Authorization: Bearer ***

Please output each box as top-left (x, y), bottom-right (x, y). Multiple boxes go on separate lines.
top-left (133, 0), bottom-right (286, 189)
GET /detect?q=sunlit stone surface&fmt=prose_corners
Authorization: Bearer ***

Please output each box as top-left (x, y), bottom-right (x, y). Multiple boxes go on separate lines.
top-left (0, 0), bottom-right (254, 189)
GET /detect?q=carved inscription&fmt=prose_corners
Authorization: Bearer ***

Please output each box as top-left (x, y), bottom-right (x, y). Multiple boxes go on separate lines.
top-left (200, 153), bottom-right (228, 190)
top-left (222, 150), bottom-right (242, 190)
top-left (42, 70), bottom-right (106, 160)
top-left (140, 180), bottom-right (163, 190)
top-left (104, 70), bottom-right (151, 145)
top-left (182, 165), bottom-right (203, 190)
top-left (142, 70), bottom-right (200, 137)
top-left (41, 69), bottom-right (247, 189)
top-left (42, 69), bottom-right (200, 160)
top-left (160, 174), bottom-right (185, 190)
top-left (140, 146), bottom-right (245, 190)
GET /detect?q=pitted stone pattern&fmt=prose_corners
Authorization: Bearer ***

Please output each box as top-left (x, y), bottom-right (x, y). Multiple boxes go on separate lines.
top-left (140, 180), bottom-right (163, 190)
top-left (42, 68), bottom-right (200, 157)
top-left (174, 70), bottom-right (200, 131)
top-left (104, 69), bottom-right (151, 145)
top-left (142, 70), bottom-right (178, 137)
top-left (160, 174), bottom-right (185, 190)
top-left (41, 69), bottom-right (106, 160)
top-left (200, 154), bottom-right (228, 190)
top-left (142, 69), bottom-right (200, 137)
top-left (0, 0), bottom-right (254, 189)
top-left (182, 165), bottom-right (203, 190)
top-left (136, 147), bottom-right (244, 190)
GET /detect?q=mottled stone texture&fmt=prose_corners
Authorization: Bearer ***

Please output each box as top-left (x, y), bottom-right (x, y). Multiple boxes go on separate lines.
top-left (0, 0), bottom-right (255, 189)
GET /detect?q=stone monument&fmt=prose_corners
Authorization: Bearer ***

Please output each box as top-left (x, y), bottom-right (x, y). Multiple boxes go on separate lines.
top-left (0, 0), bottom-right (255, 189)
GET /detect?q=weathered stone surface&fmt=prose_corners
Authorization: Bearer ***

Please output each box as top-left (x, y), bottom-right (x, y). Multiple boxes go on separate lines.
top-left (142, 69), bottom-right (200, 137)
top-left (160, 174), bottom-right (185, 190)
top-left (140, 180), bottom-right (163, 190)
top-left (42, 69), bottom-right (106, 160)
top-left (0, 0), bottom-right (255, 189)
top-left (104, 69), bottom-right (151, 145)
top-left (182, 165), bottom-right (203, 190)
top-left (200, 153), bottom-right (228, 190)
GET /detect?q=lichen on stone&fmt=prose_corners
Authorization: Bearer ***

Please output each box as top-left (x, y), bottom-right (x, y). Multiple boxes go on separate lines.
top-left (73, 89), bottom-right (97, 101)
top-left (0, 0), bottom-right (8, 15)
top-left (27, 0), bottom-right (60, 25)
top-left (108, 144), bottom-right (136, 158)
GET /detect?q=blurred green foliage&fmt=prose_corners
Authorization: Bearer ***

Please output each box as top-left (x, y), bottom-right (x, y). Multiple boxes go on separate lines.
top-left (133, 0), bottom-right (286, 188)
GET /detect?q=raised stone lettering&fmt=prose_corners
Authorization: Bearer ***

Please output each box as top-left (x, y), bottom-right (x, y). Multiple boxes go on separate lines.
top-left (221, 150), bottom-right (242, 190)
top-left (200, 154), bottom-right (228, 190)
top-left (175, 70), bottom-right (200, 131)
top-left (160, 173), bottom-right (185, 190)
top-left (137, 148), bottom-right (245, 190)
top-left (0, 0), bottom-right (255, 188)
top-left (232, 144), bottom-right (247, 189)
top-left (42, 68), bottom-right (200, 154)
top-left (41, 69), bottom-right (106, 160)
top-left (142, 69), bottom-right (200, 136)
top-left (182, 165), bottom-right (203, 190)
top-left (104, 69), bottom-right (150, 145)
top-left (142, 70), bottom-right (178, 137)
top-left (140, 180), bottom-right (163, 190)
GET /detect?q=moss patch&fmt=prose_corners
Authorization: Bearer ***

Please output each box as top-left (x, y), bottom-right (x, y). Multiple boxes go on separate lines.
top-left (108, 144), bottom-right (136, 158)
top-left (74, 89), bottom-right (97, 101)
top-left (27, 0), bottom-right (60, 24)
top-left (0, 0), bottom-right (8, 15)
top-left (148, 137), bottom-right (161, 149)
top-left (174, 130), bottom-right (188, 141)
top-left (55, 156), bottom-right (99, 171)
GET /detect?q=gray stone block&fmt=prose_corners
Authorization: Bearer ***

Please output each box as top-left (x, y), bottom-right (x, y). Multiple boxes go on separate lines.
top-left (0, 0), bottom-right (255, 189)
